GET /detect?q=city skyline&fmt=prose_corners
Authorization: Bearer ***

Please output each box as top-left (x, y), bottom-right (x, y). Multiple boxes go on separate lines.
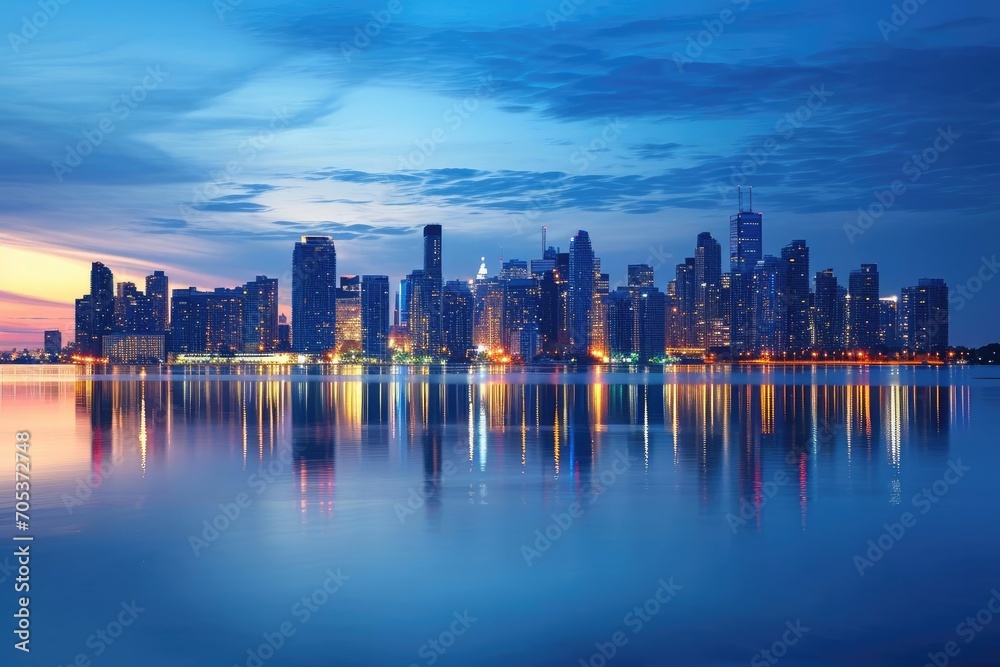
top-left (1, 0), bottom-right (998, 349)
top-left (54, 210), bottom-right (958, 363)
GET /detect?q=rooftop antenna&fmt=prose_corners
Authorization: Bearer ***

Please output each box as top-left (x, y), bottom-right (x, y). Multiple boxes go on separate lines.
top-left (737, 185), bottom-right (743, 213)
top-left (749, 185), bottom-right (753, 212)
top-left (542, 226), bottom-right (547, 257)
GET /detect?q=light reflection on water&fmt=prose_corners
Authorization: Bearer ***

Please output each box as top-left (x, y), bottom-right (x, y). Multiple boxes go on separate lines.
top-left (0, 366), bottom-right (995, 667)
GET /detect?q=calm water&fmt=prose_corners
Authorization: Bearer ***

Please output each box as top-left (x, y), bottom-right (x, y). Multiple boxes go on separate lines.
top-left (1, 365), bottom-right (998, 666)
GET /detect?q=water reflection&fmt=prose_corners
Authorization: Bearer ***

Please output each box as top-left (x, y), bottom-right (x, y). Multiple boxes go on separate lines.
top-left (63, 373), bottom-right (971, 530)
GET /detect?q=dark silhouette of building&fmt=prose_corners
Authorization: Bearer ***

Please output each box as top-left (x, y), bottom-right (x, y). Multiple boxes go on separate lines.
top-left (44, 330), bottom-right (62, 356)
top-left (848, 264), bottom-right (880, 352)
top-left (729, 187), bottom-right (763, 353)
top-left (568, 230), bottom-right (595, 356)
top-left (169, 287), bottom-right (244, 354)
top-left (292, 236), bottom-right (337, 354)
top-left (901, 279), bottom-right (949, 353)
top-left (145, 270), bottom-right (169, 333)
top-left (242, 275), bottom-right (278, 352)
top-left (781, 240), bottom-right (810, 352)
top-left (813, 269), bottom-right (845, 352)
top-left (443, 279), bottom-right (474, 361)
top-left (361, 275), bottom-right (391, 360)
top-left (752, 255), bottom-right (786, 355)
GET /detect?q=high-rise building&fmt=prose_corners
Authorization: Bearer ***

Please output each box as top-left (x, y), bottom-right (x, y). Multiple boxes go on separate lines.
top-left (335, 275), bottom-right (362, 354)
top-left (103, 334), bottom-right (166, 363)
top-left (729, 187), bottom-right (763, 352)
top-left (361, 275), bottom-right (391, 361)
top-left (75, 296), bottom-right (94, 356)
top-left (568, 230), bottom-right (595, 356)
top-left (628, 264), bottom-right (654, 288)
top-left (85, 262), bottom-right (116, 356)
top-left (879, 296), bottom-right (899, 350)
top-left (396, 278), bottom-right (409, 328)
top-left (752, 255), bottom-right (786, 355)
top-left (673, 258), bottom-right (697, 347)
top-left (781, 240), bottom-right (810, 352)
top-left (813, 269), bottom-right (845, 352)
top-left (145, 270), bottom-right (169, 332)
top-left (502, 277), bottom-right (540, 358)
top-left (500, 259), bottom-right (530, 280)
top-left (637, 286), bottom-right (667, 362)
top-left (443, 280), bottom-right (474, 361)
top-left (694, 232), bottom-right (724, 348)
top-left (538, 269), bottom-right (561, 356)
top-left (114, 281), bottom-right (154, 333)
top-left (44, 330), bottom-right (62, 356)
top-left (605, 289), bottom-right (634, 359)
top-left (277, 313), bottom-right (291, 351)
top-left (242, 275), bottom-right (278, 352)
top-left (848, 264), bottom-right (880, 352)
top-left (292, 236), bottom-right (337, 354)
top-left (900, 279), bottom-right (949, 353)
top-left (591, 269), bottom-right (609, 358)
top-left (423, 224), bottom-right (444, 354)
top-left (169, 287), bottom-right (244, 354)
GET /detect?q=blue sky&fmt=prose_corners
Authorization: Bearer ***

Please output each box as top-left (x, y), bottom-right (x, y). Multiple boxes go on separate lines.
top-left (1, 0), bottom-right (998, 347)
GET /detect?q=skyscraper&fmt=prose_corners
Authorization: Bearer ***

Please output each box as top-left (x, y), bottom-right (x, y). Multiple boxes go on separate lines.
top-left (605, 289), bottom-right (634, 359)
top-left (423, 224), bottom-right (444, 354)
top-left (443, 280), bottom-right (474, 361)
top-left (729, 187), bottom-right (763, 352)
top-left (169, 287), bottom-right (244, 354)
top-left (336, 275), bottom-right (362, 354)
top-left (673, 258), bottom-right (697, 347)
top-left (361, 275), bottom-right (391, 360)
top-left (292, 236), bottom-right (337, 354)
top-left (781, 240), bottom-right (810, 352)
top-left (752, 255), bottom-right (786, 355)
top-left (901, 279), bottom-right (949, 353)
top-left (502, 277), bottom-right (540, 358)
top-left (628, 264), bottom-right (654, 288)
top-left (277, 313), bottom-right (291, 351)
top-left (637, 287), bottom-right (667, 362)
top-left (694, 232), bottom-right (723, 348)
top-left (568, 230), bottom-right (595, 356)
top-left (242, 275), bottom-right (279, 352)
top-left (813, 269), bottom-right (845, 352)
top-left (145, 270), bottom-right (169, 333)
top-left (44, 330), bottom-right (62, 356)
top-left (848, 264), bottom-right (880, 352)
top-left (74, 262), bottom-right (115, 356)
top-left (879, 296), bottom-right (899, 350)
